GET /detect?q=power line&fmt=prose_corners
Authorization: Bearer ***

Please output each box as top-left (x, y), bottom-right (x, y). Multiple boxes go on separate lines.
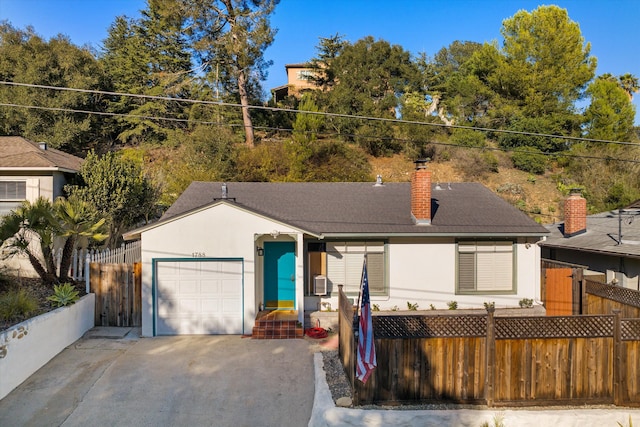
top-left (0, 80), bottom-right (638, 147)
top-left (2, 101), bottom-right (640, 164)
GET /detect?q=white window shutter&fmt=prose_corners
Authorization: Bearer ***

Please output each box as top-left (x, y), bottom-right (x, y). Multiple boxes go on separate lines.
top-left (26, 178), bottom-right (39, 201)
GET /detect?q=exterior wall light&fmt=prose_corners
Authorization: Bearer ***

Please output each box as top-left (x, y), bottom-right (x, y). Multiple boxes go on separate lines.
top-left (257, 246), bottom-right (264, 256)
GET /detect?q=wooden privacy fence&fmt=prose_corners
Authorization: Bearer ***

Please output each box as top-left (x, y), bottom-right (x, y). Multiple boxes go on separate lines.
top-left (339, 288), bottom-right (640, 407)
top-left (585, 278), bottom-right (640, 317)
top-left (90, 262), bottom-right (142, 327)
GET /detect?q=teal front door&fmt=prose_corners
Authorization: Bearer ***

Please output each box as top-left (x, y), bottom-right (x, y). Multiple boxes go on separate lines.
top-left (263, 241), bottom-right (296, 309)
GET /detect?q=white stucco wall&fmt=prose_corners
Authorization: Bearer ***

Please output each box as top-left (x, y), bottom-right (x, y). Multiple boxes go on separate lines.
top-left (313, 238), bottom-right (542, 312)
top-left (140, 203), bottom-right (304, 336)
top-left (0, 294), bottom-right (94, 400)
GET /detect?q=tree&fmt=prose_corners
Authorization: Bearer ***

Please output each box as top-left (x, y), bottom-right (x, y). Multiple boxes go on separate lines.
top-left (185, 0), bottom-right (279, 148)
top-left (619, 73), bottom-right (639, 100)
top-left (0, 22), bottom-right (108, 153)
top-left (0, 197), bottom-right (107, 285)
top-left (498, 5), bottom-right (596, 118)
top-left (584, 76), bottom-right (636, 142)
top-left (54, 196), bottom-right (108, 282)
top-left (100, 1), bottom-right (193, 145)
top-left (312, 36), bottom-right (421, 155)
top-left (0, 198), bottom-right (57, 285)
top-left (67, 151), bottom-right (159, 248)
top-left (308, 33), bottom-right (347, 91)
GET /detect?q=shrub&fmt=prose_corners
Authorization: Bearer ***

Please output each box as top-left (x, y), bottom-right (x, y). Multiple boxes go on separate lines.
top-left (519, 298), bottom-right (534, 308)
top-left (447, 301), bottom-right (458, 310)
top-left (511, 147), bottom-right (547, 174)
top-left (406, 302), bottom-right (419, 311)
top-left (482, 151), bottom-right (499, 173)
top-left (47, 283), bottom-right (80, 307)
top-left (0, 289), bottom-right (38, 321)
top-left (450, 128), bottom-right (486, 147)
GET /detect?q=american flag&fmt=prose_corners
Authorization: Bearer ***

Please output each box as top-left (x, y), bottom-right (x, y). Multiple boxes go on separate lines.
top-left (356, 258), bottom-right (377, 384)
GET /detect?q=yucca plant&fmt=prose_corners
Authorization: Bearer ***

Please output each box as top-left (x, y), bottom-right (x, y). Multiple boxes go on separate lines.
top-left (47, 283), bottom-right (80, 307)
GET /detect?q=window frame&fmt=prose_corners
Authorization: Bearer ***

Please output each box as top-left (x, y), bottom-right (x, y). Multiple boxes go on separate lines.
top-left (455, 239), bottom-right (517, 295)
top-left (325, 240), bottom-right (388, 297)
top-left (0, 180), bottom-right (26, 201)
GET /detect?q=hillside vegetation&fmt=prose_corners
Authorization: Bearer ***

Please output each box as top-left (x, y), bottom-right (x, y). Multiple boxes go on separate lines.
top-left (1, 2), bottom-right (638, 226)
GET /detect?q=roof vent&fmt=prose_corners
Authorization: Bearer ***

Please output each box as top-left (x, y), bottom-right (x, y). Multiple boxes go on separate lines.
top-left (221, 183), bottom-right (228, 199)
top-left (39, 142), bottom-right (47, 150)
top-left (374, 174), bottom-right (384, 187)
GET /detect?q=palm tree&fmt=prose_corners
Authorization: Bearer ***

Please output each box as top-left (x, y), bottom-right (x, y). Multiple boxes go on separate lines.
top-left (54, 196), bottom-right (108, 282)
top-left (619, 73), bottom-right (639, 101)
top-left (0, 198), bottom-right (57, 285)
top-left (0, 197), bottom-right (109, 285)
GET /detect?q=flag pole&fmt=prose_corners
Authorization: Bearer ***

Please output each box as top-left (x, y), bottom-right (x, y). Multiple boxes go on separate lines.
top-left (355, 254), bottom-right (367, 321)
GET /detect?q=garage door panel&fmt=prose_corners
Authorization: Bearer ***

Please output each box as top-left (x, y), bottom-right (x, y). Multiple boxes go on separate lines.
top-left (156, 260), bottom-right (243, 335)
top-left (200, 280), bottom-right (221, 295)
top-left (201, 298), bottom-right (221, 314)
top-left (179, 280), bottom-right (200, 294)
top-left (157, 300), bottom-right (179, 316)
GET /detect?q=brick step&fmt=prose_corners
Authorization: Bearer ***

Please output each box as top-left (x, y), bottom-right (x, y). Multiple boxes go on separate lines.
top-left (252, 325), bottom-right (304, 339)
top-left (254, 319), bottom-right (299, 328)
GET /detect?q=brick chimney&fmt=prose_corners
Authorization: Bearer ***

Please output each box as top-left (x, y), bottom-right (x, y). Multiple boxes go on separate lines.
top-left (411, 159), bottom-right (431, 225)
top-left (564, 189), bottom-right (587, 237)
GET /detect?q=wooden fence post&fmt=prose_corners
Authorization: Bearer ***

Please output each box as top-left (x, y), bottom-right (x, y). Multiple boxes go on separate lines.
top-left (485, 305), bottom-right (496, 407)
top-left (613, 309), bottom-right (622, 406)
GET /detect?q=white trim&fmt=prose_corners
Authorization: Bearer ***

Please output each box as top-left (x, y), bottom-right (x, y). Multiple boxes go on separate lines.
top-left (124, 200), bottom-right (318, 240)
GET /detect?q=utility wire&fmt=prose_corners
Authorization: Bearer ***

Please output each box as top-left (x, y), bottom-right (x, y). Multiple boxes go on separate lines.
top-left (1, 80), bottom-right (638, 147)
top-left (2, 101), bottom-right (640, 164)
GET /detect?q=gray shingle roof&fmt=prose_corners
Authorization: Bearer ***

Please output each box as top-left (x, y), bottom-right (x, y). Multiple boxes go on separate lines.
top-left (0, 136), bottom-right (83, 172)
top-left (541, 209), bottom-right (640, 259)
top-left (156, 181), bottom-right (548, 237)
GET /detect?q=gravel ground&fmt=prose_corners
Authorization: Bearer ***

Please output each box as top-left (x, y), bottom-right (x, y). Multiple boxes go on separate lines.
top-left (321, 350), bottom-right (352, 403)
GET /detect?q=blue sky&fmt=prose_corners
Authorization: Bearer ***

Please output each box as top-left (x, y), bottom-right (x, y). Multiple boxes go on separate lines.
top-left (1, 0), bottom-right (639, 122)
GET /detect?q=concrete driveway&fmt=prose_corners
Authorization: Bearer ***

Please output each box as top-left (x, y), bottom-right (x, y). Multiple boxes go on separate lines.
top-left (0, 328), bottom-right (316, 427)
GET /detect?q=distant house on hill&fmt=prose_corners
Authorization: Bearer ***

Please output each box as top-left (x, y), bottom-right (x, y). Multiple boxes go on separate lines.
top-left (271, 63), bottom-right (320, 102)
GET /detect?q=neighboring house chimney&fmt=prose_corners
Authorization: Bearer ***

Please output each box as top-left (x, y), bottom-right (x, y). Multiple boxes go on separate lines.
top-left (411, 159), bottom-right (431, 225)
top-left (39, 142), bottom-right (47, 150)
top-left (564, 189), bottom-right (587, 237)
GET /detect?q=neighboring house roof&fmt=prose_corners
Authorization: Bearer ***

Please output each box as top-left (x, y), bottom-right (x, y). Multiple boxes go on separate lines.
top-left (541, 208), bottom-right (640, 259)
top-left (0, 136), bottom-right (83, 173)
top-left (285, 63), bottom-right (312, 69)
top-left (125, 181), bottom-right (548, 240)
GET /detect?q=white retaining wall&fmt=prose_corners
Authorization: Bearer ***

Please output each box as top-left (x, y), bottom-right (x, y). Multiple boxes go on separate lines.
top-left (0, 294), bottom-right (95, 400)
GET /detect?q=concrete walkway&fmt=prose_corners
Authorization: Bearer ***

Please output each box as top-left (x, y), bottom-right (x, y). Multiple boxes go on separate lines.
top-left (0, 328), bottom-right (315, 427)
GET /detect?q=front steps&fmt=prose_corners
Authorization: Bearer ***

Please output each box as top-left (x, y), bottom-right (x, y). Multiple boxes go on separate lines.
top-left (252, 310), bottom-right (304, 339)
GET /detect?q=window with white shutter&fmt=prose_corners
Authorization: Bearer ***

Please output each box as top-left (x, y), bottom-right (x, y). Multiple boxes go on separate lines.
top-left (457, 241), bottom-right (515, 294)
top-left (326, 241), bottom-right (386, 296)
top-left (0, 181), bottom-right (27, 216)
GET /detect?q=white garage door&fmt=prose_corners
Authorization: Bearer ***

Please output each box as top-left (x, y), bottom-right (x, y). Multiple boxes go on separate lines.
top-left (155, 260), bottom-right (243, 335)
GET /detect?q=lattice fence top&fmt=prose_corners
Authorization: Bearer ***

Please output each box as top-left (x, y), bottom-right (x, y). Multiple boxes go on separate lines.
top-left (495, 315), bottom-right (613, 339)
top-left (586, 279), bottom-right (640, 309)
top-left (622, 319), bottom-right (640, 341)
top-left (373, 315), bottom-right (487, 339)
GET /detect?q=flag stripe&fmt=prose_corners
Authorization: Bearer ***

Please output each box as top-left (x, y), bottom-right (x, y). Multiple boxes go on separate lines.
top-left (356, 258), bottom-right (377, 384)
